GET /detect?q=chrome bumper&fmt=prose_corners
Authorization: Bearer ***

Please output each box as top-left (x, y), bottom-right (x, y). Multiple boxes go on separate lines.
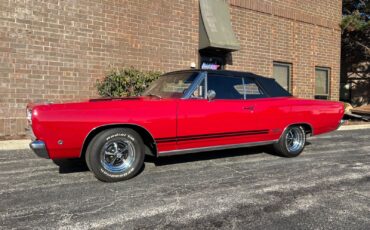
top-left (336, 119), bottom-right (346, 130)
top-left (29, 140), bottom-right (49, 159)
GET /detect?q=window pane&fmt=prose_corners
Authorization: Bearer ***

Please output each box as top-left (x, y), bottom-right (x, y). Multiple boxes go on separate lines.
top-left (190, 79), bottom-right (205, 99)
top-left (143, 72), bottom-right (198, 98)
top-left (244, 77), bottom-right (265, 99)
top-left (207, 75), bottom-right (244, 99)
top-left (315, 69), bottom-right (329, 95)
top-left (273, 64), bottom-right (290, 91)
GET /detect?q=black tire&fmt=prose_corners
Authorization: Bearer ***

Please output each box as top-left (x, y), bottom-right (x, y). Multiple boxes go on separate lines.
top-left (273, 126), bottom-right (306, 157)
top-left (85, 128), bottom-right (145, 182)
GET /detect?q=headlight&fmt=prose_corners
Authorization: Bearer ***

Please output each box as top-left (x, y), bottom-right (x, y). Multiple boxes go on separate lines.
top-left (26, 108), bottom-right (32, 125)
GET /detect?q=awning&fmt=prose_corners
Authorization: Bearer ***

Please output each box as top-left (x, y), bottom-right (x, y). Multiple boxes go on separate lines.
top-left (199, 0), bottom-right (240, 52)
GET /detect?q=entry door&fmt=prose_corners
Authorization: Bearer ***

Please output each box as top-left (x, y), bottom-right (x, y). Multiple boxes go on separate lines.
top-left (177, 73), bottom-right (260, 150)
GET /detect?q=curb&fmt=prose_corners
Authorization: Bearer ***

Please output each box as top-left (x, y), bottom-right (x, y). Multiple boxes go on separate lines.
top-left (0, 140), bottom-right (30, 151)
top-left (0, 124), bottom-right (369, 151)
top-left (338, 124), bottom-right (370, 131)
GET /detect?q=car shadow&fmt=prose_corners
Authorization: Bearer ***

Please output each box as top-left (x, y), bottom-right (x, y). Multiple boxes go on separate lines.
top-left (53, 142), bottom-right (312, 174)
top-left (53, 159), bottom-right (89, 174)
top-left (53, 158), bottom-right (147, 175)
top-left (146, 145), bottom-right (276, 166)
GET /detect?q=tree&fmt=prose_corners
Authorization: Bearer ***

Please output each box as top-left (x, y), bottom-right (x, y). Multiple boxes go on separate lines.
top-left (341, 0), bottom-right (370, 105)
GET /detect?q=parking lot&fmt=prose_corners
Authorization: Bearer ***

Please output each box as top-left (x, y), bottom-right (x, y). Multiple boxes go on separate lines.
top-left (1, 128), bottom-right (370, 229)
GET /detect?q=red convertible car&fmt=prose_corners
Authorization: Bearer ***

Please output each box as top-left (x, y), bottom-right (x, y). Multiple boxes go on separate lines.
top-left (28, 70), bottom-right (344, 182)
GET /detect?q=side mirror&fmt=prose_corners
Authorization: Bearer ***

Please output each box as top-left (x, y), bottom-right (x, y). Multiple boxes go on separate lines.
top-left (207, 90), bottom-right (216, 101)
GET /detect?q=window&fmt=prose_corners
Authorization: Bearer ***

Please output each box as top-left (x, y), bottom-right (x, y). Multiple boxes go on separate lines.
top-left (207, 74), bottom-right (244, 99)
top-left (273, 62), bottom-right (291, 92)
top-left (243, 78), bottom-right (265, 99)
top-left (190, 78), bottom-right (206, 99)
top-left (315, 67), bottom-right (330, 100)
top-left (143, 72), bottom-right (198, 98)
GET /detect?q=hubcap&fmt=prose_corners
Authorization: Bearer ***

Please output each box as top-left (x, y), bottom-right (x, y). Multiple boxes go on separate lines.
top-left (285, 127), bottom-right (305, 153)
top-left (101, 140), bottom-right (135, 173)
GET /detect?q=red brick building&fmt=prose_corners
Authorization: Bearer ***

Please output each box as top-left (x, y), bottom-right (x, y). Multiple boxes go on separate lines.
top-left (0, 0), bottom-right (342, 138)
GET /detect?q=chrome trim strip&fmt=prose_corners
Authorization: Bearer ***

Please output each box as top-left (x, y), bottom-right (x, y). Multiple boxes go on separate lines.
top-left (29, 140), bottom-right (49, 159)
top-left (158, 140), bottom-right (277, 157)
top-left (182, 71), bottom-right (207, 99)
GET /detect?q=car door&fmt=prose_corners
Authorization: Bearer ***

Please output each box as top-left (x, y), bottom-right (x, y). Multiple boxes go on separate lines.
top-left (176, 72), bottom-right (262, 150)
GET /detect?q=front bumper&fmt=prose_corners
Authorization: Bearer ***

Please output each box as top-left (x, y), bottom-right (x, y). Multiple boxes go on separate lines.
top-left (29, 140), bottom-right (49, 159)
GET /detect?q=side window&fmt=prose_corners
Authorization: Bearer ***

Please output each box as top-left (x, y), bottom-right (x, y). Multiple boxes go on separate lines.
top-left (190, 79), bottom-right (206, 99)
top-left (243, 77), bottom-right (265, 99)
top-left (207, 74), bottom-right (244, 100)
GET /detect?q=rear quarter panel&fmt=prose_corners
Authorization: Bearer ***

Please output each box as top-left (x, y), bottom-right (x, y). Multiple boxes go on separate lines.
top-left (276, 98), bottom-right (344, 136)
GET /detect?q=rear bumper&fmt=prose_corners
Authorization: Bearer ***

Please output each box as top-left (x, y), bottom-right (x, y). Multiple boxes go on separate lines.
top-left (336, 119), bottom-right (346, 130)
top-left (29, 140), bottom-right (49, 159)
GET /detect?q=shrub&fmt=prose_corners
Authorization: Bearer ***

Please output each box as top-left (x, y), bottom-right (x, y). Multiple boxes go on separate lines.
top-left (96, 67), bottom-right (162, 97)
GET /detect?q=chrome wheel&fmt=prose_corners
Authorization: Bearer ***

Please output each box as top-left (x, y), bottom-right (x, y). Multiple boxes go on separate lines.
top-left (100, 140), bottom-right (135, 173)
top-left (285, 127), bottom-right (305, 153)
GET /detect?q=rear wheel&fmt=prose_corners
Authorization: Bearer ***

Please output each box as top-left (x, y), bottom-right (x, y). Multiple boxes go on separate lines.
top-left (273, 126), bottom-right (306, 157)
top-left (85, 128), bottom-right (145, 182)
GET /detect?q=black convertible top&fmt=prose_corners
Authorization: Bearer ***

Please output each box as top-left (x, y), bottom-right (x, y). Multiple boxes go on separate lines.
top-left (168, 69), bottom-right (292, 98)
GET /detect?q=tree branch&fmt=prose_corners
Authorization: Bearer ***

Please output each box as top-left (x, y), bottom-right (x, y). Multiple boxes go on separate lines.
top-left (356, 41), bottom-right (370, 55)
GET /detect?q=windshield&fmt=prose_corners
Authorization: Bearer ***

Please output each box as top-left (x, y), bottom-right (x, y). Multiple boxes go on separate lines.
top-left (142, 72), bottom-right (199, 98)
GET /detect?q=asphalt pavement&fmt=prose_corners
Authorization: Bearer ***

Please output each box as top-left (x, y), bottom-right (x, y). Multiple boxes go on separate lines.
top-left (0, 129), bottom-right (370, 229)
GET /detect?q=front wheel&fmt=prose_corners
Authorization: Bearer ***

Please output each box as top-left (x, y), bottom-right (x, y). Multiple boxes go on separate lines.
top-left (85, 128), bottom-right (145, 182)
top-left (273, 126), bottom-right (306, 157)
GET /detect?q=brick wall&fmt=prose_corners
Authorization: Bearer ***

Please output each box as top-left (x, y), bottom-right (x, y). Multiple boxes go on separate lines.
top-left (0, 0), bottom-right (199, 138)
top-left (228, 0), bottom-right (342, 99)
top-left (0, 0), bottom-right (341, 138)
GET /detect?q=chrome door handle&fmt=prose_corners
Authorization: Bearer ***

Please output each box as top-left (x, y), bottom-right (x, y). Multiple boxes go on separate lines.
top-left (243, 106), bottom-right (254, 111)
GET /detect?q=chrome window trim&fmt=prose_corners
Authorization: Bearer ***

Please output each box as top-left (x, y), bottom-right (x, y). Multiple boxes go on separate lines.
top-left (205, 71), bottom-right (208, 99)
top-left (182, 72), bottom-right (207, 99)
top-left (242, 77), bottom-right (246, 100)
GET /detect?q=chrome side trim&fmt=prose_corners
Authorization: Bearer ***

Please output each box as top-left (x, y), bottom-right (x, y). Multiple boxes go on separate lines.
top-left (158, 140), bottom-right (277, 157)
top-left (29, 140), bottom-right (49, 159)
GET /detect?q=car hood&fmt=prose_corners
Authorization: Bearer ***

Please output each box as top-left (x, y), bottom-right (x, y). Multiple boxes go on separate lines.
top-left (28, 96), bottom-right (175, 111)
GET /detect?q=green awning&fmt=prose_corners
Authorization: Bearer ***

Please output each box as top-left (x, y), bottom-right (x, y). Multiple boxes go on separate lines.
top-left (199, 0), bottom-right (240, 52)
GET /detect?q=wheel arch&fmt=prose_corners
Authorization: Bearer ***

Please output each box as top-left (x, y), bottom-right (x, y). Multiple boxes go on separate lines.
top-left (80, 124), bottom-right (157, 159)
top-left (281, 123), bottom-right (314, 138)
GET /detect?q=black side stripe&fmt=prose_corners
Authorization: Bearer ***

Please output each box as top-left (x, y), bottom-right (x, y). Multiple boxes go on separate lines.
top-left (156, 130), bottom-right (269, 143)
